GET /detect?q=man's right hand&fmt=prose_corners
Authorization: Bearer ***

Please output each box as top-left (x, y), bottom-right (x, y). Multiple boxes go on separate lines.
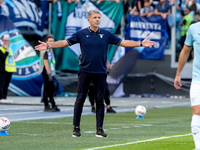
top-left (174, 76), bottom-right (182, 89)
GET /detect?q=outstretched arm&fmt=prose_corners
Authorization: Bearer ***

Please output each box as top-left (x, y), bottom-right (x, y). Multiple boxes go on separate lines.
top-left (35, 40), bottom-right (69, 51)
top-left (174, 45), bottom-right (192, 89)
top-left (119, 36), bottom-right (155, 48)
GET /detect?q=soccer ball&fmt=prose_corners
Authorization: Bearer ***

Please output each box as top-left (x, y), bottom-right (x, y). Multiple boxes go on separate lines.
top-left (135, 105), bottom-right (146, 116)
top-left (0, 117), bottom-right (10, 131)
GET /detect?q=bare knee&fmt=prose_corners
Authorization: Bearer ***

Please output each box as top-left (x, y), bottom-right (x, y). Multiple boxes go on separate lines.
top-left (193, 105), bottom-right (200, 115)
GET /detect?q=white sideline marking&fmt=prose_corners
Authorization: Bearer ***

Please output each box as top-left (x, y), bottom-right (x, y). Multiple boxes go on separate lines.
top-left (10, 112), bottom-right (91, 122)
top-left (0, 108), bottom-right (73, 116)
top-left (84, 131), bottom-right (96, 134)
top-left (110, 128), bottom-right (120, 130)
top-left (24, 122), bottom-right (72, 125)
top-left (83, 133), bottom-right (192, 150)
top-left (17, 133), bottom-right (37, 136)
top-left (122, 126), bottom-right (130, 128)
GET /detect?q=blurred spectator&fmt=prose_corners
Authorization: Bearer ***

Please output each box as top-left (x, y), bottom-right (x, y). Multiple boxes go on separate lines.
top-left (185, 0), bottom-right (197, 13)
top-left (130, 0), bottom-right (139, 15)
top-left (38, 35), bottom-right (60, 112)
top-left (154, 0), bottom-right (171, 20)
top-left (48, 0), bottom-right (63, 19)
top-left (137, 0), bottom-right (144, 12)
top-left (34, 0), bottom-right (41, 12)
top-left (191, 13), bottom-right (200, 24)
top-left (150, 0), bottom-right (160, 8)
top-left (140, 0), bottom-right (154, 17)
top-left (0, 0), bottom-right (5, 15)
top-left (57, 0), bottom-right (62, 20)
top-left (123, 0), bottom-right (132, 15)
top-left (48, 0), bottom-right (65, 3)
top-left (97, 0), bottom-right (120, 4)
top-left (173, 0), bottom-right (182, 23)
top-left (180, 0), bottom-right (186, 11)
top-left (173, 0), bottom-right (182, 43)
top-left (154, 0), bottom-right (172, 49)
top-left (179, 7), bottom-right (193, 47)
top-left (197, 0), bottom-right (200, 13)
top-left (88, 81), bottom-right (117, 113)
top-left (0, 34), bottom-right (16, 103)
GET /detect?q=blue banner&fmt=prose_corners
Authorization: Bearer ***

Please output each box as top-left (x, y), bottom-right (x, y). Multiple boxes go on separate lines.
top-left (126, 15), bottom-right (168, 60)
top-left (0, 0), bottom-right (48, 37)
top-left (0, 15), bottom-right (43, 96)
top-left (0, 15), bottom-right (64, 96)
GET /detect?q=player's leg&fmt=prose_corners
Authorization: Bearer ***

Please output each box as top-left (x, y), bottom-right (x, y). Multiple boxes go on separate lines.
top-left (190, 81), bottom-right (200, 149)
top-left (42, 73), bottom-right (55, 112)
top-left (3, 72), bottom-right (12, 99)
top-left (0, 73), bottom-right (6, 101)
top-left (73, 69), bottom-right (92, 137)
top-left (49, 76), bottom-right (60, 111)
top-left (104, 82), bottom-right (116, 113)
top-left (93, 73), bottom-right (107, 137)
top-left (88, 83), bottom-right (96, 112)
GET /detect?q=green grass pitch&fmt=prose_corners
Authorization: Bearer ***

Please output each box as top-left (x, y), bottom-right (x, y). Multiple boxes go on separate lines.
top-left (0, 107), bottom-right (194, 150)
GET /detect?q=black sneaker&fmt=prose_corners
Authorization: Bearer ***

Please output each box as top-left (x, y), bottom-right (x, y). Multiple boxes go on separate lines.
top-left (53, 106), bottom-right (60, 112)
top-left (107, 107), bottom-right (116, 113)
top-left (91, 106), bottom-right (96, 113)
top-left (96, 127), bottom-right (107, 137)
top-left (72, 126), bottom-right (81, 137)
top-left (44, 106), bottom-right (56, 112)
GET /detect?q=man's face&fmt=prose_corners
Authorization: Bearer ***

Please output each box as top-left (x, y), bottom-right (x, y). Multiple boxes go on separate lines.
top-left (87, 13), bottom-right (101, 28)
top-left (0, 0), bottom-right (4, 4)
top-left (184, 8), bottom-right (189, 15)
top-left (144, 1), bottom-right (150, 7)
top-left (160, 0), bottom-right (166, 4)
top-left (46, 38), bottom-right (54, 43)
top-left (2, 36), bottom-right (9, 48)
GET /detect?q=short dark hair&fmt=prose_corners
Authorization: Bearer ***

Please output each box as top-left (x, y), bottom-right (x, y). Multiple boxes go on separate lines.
top-left (88, 10), bottom-right (101, 18)
top-left (144, 0), bottom-right (150, 2)
top-left (45, 35), bottom-right (54, 42)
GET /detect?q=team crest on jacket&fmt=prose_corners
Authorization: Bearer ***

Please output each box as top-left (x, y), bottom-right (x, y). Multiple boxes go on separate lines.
top-left (99, 34), bottom-right (104, 38)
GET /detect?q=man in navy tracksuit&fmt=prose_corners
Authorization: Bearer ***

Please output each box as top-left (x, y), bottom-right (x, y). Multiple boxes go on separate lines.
top-left (35, 10), bottom-right (155, 137)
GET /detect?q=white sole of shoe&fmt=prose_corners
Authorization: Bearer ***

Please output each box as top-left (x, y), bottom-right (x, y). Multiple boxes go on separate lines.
top-left (72, 134), bottom-right (81, 137)
top-left (95, 134), bottom-right (107, 137)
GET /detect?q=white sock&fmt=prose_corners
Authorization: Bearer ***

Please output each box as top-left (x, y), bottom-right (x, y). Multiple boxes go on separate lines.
top-left (191, 115), bottom-right (200, 149)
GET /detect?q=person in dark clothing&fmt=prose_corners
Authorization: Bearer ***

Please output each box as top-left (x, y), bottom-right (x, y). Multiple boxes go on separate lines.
top-left (38, 35), bottom-right (60, 112)
top-left (88, 81), bottom-right (116, 113)
top-left (88, 60), bottom-right (116, 113)
top-left (0, 34), bottom-right (16, 103)
top-left (35, 10), bottom-right (155, 138)
top-left (154, 0), bottom-right (171, 19)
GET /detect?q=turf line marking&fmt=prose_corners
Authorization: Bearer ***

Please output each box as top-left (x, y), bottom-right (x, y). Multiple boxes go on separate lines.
top-left (24, 122), bottom-right (72, 125)
top-left (83, 133), bottom-right (192, 150)
top-left (0, 108), bottom-right (74, 116)
top-left (11, 112), bottom-right (92, 122)
top-left (17, 133), bottom-right (37, 136)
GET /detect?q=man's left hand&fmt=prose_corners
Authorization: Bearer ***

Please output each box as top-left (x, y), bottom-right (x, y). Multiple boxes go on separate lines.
top-left (142, 36), bottom-right (155, 47)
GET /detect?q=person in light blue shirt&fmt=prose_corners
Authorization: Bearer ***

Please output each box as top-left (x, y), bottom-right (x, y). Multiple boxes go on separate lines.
top-left (174, 22), bottom-right (200, 150)
top-left (140, 0), bottom-right (154, 17)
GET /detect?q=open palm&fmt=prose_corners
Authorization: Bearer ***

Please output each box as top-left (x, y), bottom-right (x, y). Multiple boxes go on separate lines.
top-left (142, 36), bottom-right (155, 47)
top-left (35, 40), bottom-right (48, 51)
